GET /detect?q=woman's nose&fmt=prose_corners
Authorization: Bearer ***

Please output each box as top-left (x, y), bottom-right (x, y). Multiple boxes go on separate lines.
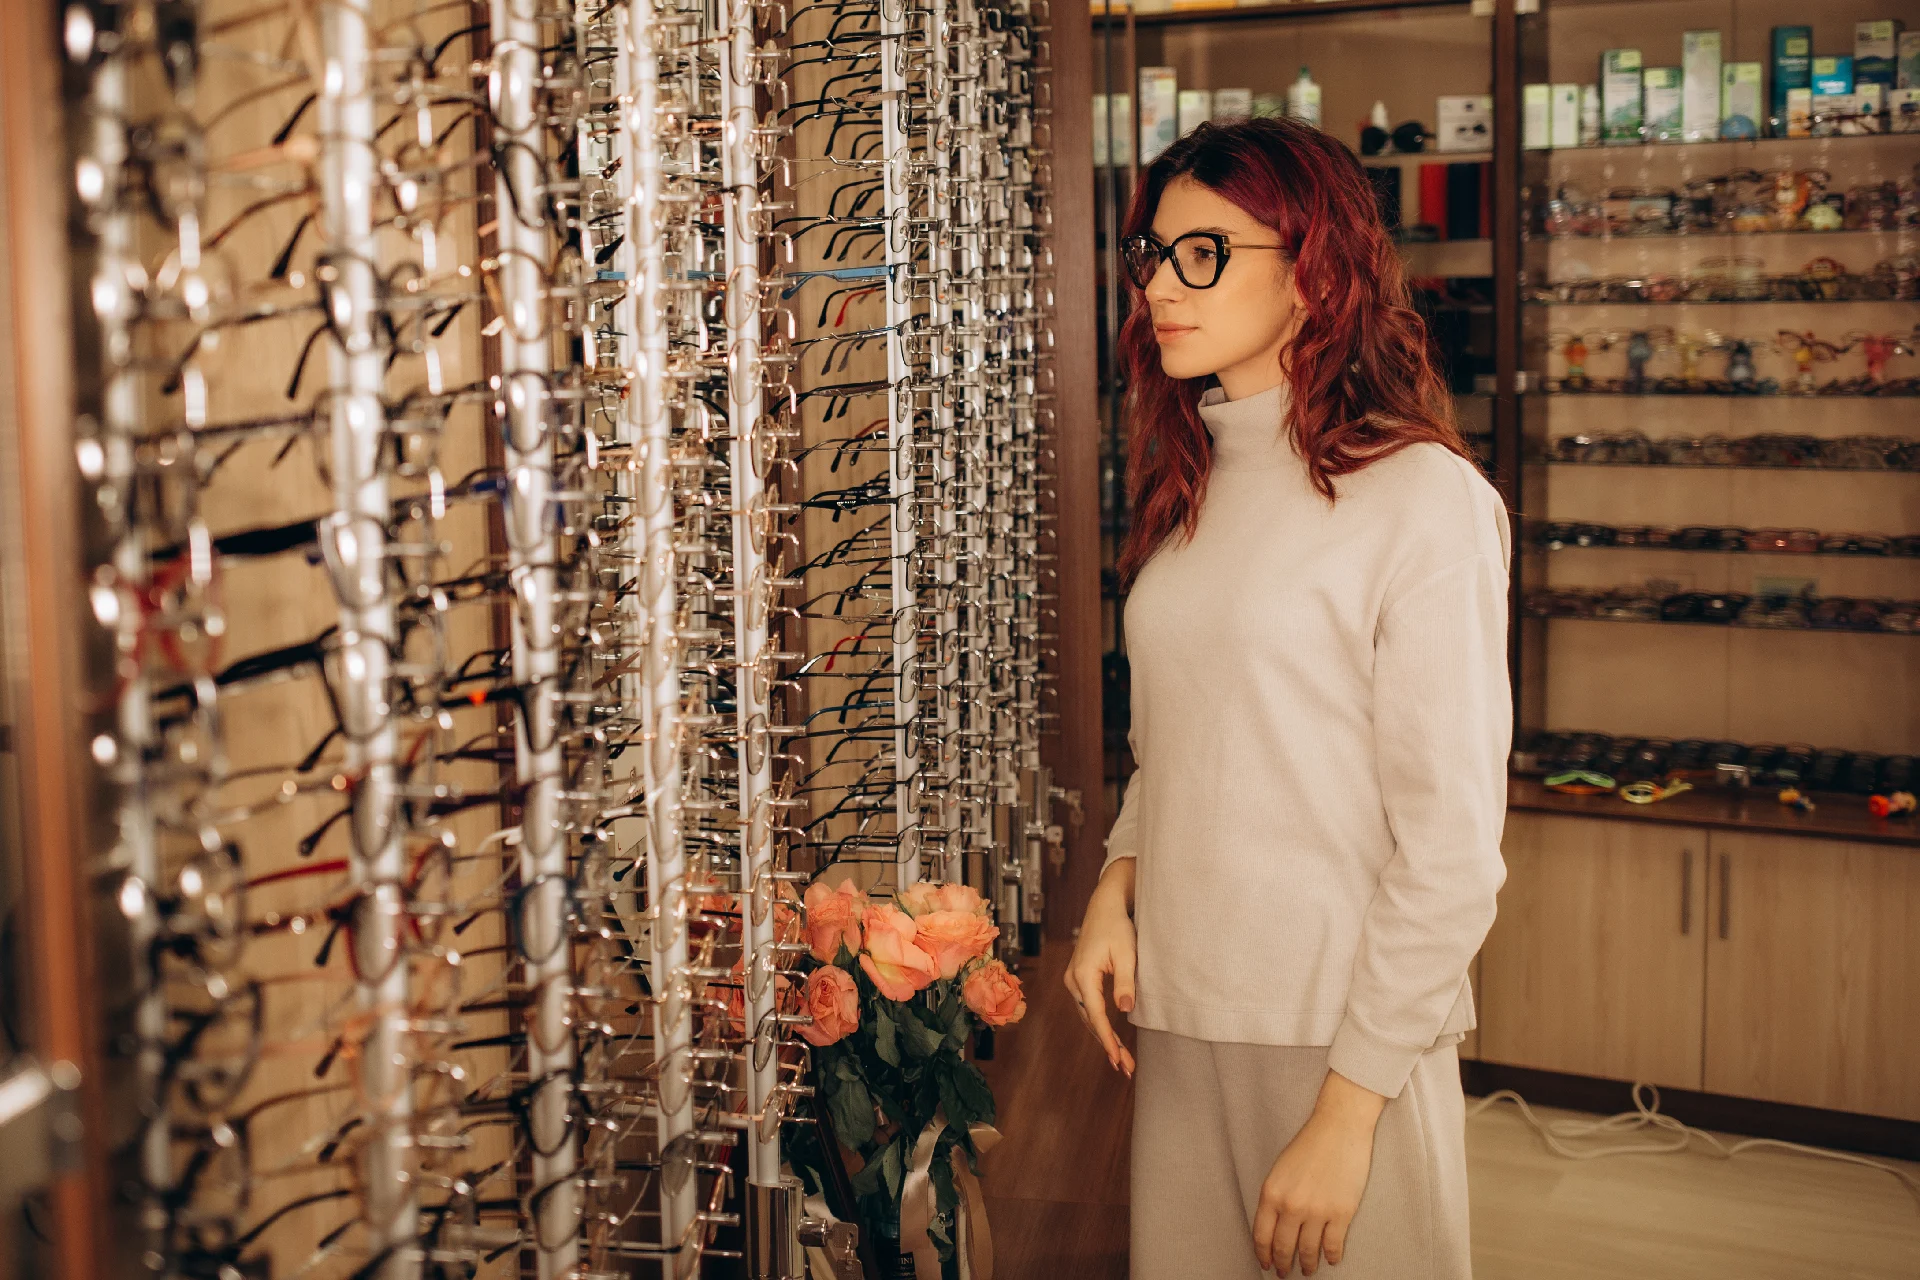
top-left (1144, 258), bottom-right (1183, 305)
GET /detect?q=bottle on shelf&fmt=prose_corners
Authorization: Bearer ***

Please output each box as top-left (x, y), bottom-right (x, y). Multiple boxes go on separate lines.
top-left (1287, 66), bottom-right (1322, 129)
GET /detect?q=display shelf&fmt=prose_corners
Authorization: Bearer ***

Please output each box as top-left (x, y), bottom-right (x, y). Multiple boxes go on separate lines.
top-left (1507, 777), bottom-right (1920, 850)
top-left (1540, 459), bottom-right (1919, 473)
top-left (1533, 130), bottom-right (1919, 156)
top-left (1537, 542), bottom-right (1920, 560)
top-left (1537, 226), bottom-right (1920, 243)
top-left (1093, 0), bottom-right (1471, 30)
top-left (1527, 296), bottom-right (1920, 306)
top-left (1531, 388), bottom-right (1920, 398)
top-left (1527, 611), bottom-right (1920, 638)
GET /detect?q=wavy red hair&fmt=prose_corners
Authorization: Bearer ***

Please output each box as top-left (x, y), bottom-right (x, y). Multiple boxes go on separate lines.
top-left (1116, 117), bottom-right (1474, 589)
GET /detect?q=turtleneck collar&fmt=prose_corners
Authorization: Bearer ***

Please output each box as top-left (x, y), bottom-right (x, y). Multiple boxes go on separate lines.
top-left (1198, 382), bottom-right (1295, 472)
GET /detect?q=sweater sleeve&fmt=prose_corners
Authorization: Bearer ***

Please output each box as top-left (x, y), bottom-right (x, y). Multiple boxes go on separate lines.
top-left (1099, 725), bottom-right (1145, 877)
top-left (1327, 549), bottom-right (1512, 1099)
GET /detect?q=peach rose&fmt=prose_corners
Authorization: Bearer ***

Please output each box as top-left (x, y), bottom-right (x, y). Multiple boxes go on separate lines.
top-left (721, 955), bottom-right (791, 1039)
top-left (797, 966), bottom-right (860, 1047)
top-left (960, 958), bottom-right (1026, 1027)
top-left (898, 881), bottom-right (989, 919)
top-left (913, 909), bottom-right (1001, 980)
top-left (857, 903), bottom-right (940, 1001)
top-left (803, 879), bottom-right (868, 964)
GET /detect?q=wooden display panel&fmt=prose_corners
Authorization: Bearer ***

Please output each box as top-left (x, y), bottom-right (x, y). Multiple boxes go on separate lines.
top-left (1704, 832), bottom-right (1920, 1122)
top-left (1478, 810), bottom-right (1709, 1090)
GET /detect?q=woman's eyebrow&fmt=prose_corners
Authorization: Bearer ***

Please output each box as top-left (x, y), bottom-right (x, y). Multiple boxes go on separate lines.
top-left (1148, 223), bottom-right (1234, 238)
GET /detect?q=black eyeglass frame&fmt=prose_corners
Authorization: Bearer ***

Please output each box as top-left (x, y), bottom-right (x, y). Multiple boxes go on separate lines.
top-left (1121, 231), bottom-right (1289, 290)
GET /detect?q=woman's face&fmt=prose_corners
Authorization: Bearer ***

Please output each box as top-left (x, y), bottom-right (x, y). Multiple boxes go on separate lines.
top-left (1143, 176), bottom-right (1305, 398)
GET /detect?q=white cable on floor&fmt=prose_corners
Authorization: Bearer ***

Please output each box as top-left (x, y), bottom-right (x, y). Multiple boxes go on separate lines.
top-left (1467, 1082), bottom-right (1920, 1209)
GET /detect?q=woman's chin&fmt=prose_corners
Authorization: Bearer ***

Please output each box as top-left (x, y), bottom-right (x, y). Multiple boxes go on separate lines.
top-left (1157, 350), bottom-right (1217, 381)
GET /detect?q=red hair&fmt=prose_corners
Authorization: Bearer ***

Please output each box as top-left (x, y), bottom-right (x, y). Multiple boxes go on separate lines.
top-left (1116, 117), bottom-right (1474, 589)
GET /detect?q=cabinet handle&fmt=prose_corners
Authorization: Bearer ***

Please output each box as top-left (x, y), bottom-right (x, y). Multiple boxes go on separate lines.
top-left (1680, 848), bottom-right (1692, 935)
top-left (1718, 853), bottom-right (1730, 941)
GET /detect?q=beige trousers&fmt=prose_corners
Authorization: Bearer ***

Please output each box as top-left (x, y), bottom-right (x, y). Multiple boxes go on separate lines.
top-left (1130, 1027), bottom-right (1472, 1279)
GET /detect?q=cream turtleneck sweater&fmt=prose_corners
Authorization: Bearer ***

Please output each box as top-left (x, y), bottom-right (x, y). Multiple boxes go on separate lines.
top-left (1102, 382), bottom-right (1513, 1100)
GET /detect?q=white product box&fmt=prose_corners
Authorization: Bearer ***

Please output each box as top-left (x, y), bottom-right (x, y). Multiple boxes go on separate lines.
top-left (1092, 93), bottom-right (1134, 166)
top-left (1683, 30), bottom-right (1723, 141)
top-left (1437, 94), bottom-right (1493, 152)
top-left (1177, 89), bottom-right (1212, 135)
top-left (1524, 83), bottom-right (1551, 149)
top-left (1551, 83), bottom-right (1581, 148)
top-left (1211, 88), bottom-right (1252, 123)
top-left (1138, 67), bottom-right (1179, 163)
top-left (1890, 86), bottom-right (1920, 131)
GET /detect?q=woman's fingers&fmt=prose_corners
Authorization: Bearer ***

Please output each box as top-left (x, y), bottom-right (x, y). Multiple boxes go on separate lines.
top-left (1270, 1211), bottom-right (1304, 1277)
top-left (1295, 1220), bottom-right (1326, 1276)
top-left (1112, 940), bottom-right (1136, 1014)
top-left (1322, 1216), bottom-right (1349, 1267)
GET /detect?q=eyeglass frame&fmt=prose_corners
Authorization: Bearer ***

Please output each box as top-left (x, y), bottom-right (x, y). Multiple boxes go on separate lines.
top-left (1120, 231), bottom-right (1289, 291)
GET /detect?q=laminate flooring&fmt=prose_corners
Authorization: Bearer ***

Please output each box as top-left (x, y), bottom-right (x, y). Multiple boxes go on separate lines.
top-left (979, 943), bottom-right (1920, 1280)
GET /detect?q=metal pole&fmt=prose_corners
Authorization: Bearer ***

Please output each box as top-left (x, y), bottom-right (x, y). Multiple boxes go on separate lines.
top-left (490, 0), bottom-right (576, 1272)
top-left (318, 2), bottom-right (416, 1274)
top-left (719, 0), bottom-right (780, 1212)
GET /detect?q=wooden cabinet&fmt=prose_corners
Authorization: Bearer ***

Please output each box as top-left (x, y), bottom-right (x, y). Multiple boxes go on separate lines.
top-left (1477, 812), bottom-right (1708, 1092)
top-left (1704, 835), bottom-right (1920, 1124)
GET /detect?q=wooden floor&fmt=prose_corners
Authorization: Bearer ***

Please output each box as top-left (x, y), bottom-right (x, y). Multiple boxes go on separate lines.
top-left (979, 943), bottom-right (1920, 1280)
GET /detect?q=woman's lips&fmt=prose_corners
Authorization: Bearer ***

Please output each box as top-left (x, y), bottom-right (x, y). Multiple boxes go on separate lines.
top-left (1154, 324), bottom-right (1196, 341)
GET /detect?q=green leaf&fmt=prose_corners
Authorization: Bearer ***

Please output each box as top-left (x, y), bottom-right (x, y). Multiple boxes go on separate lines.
top-left (902, 1009), bottom-right (945, 1059)
top-left (879, 1137), bottom-right (905, 1203)
top-left (829, 1075), bottom-right (876, 1148)
top-left (850, 1150), bottom-right (884, 1200)
top-left (947, 1059), bottom-right (995, 1128)
top-left (873, 1002), bottom-right (901, 1066)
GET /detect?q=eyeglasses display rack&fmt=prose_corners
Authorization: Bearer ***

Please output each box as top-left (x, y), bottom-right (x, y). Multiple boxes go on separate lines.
top-left (1485, 0), bottom-right (1920, 1145)
top-left (0, 0), bottom-right (1080, 1273)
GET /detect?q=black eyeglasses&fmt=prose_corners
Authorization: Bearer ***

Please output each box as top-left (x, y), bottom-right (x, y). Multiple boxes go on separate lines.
top-left (1121, 231), bottom-right (1288, 290)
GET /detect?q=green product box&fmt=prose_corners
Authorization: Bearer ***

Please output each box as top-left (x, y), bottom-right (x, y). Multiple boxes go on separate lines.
top-left (1721, 62), bottom-right (1763, 138)
top-left (1812, 55), bottom-right (1854, 97)
top-left (1900, 31), bottom-right (1920, 88)
top-left (1643, 67), bottom-right (1683, 141)
top-left (1855, 20), bottom-right (1903, 88)
top-left (1771, 26), bottom-right (1812, 133)
top-left (1683, 30), bottom-right (1723, 141)
top-left (1602, 48), bottom-right (1643, 144)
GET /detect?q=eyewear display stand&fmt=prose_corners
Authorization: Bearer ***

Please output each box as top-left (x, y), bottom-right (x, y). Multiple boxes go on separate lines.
top-left (0, 0), bottom-right (1103, 1275)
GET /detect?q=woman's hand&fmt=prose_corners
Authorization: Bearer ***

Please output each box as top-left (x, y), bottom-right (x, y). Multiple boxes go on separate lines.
top-left (1252, 1070), bottom-right (1385, 1275)
top-left (1064, 859), bottom-right (1137, 1076)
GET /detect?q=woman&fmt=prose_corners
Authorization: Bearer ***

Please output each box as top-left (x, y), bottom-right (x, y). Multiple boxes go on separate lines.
top-left (1065, 117), bottom-right (1512, 1279)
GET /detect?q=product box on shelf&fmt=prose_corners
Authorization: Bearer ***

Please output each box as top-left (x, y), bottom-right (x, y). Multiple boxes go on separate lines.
top-left (1891, 86), bottom-right (1920, 131)
top-left (1643, 66), bottom-right (1683, 142)
top-left (1092, 93), bottom-right (1133, 167)
top-left (1812, 54), bottom-right (1854, 97)
top-left (1177, 89), bottom-right (1211, 136)
top-left (1721, 61), bottom-right (1763, 138)
top-left (1900, 31), bottom-right (1920, 88)
top-left (1771, 25), bottom-right (1812, 133)
top-left (1211, 87), bottom-right (1252, 123)
top-left (1524, 83), bottom-right (1550, 149)
top-left (1438, 94), bottom-right (1493, 152)
top-left (1786, 86), bottom-right (1813, 138)
top-left (1551, 83), bottom-right (1581, 148)
top-left (1252, 93), bottom-right (1284, 119)
top-left (1138, 66), bottom-right (1178, 164)
top-left (1683, 30), bottom-right (1722, 141)
top-left (1855, 20), bottom-right (1903, 88)
top-left (1815, 84), bottom-right (1883, 136)
top-left (1601, 49), bottom-right (1642, 143)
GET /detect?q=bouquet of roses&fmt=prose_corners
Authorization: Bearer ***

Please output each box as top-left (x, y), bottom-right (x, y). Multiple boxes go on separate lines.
top-left (789, 877), bottom-right (1027, 1276)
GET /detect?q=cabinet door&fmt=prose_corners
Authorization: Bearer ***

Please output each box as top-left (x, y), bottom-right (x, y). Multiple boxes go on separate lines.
top-left (1705, 834), bottom-right (1920, 1122)
top-left (1479, 812), bottom-right (1708, 1090)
